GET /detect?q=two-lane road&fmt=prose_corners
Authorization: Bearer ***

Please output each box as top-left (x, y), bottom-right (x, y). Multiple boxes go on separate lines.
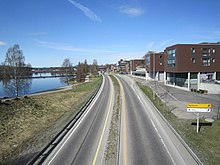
top-left (40, 73), bottom-right (200, 165)
top-left (117, 75), bottom-right (198, 165)
top-left (42, 74), bottom-right (114, 165)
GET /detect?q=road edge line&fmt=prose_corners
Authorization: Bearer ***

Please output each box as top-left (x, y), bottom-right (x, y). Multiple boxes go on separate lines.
top-left (92, 75), bottom-right (114, 165)
top-left (135, 81), bottom-right (203, 165)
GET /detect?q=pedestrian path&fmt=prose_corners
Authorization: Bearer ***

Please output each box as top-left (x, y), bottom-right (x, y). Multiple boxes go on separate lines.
top-left (130, 75), bottom-right (218, 120)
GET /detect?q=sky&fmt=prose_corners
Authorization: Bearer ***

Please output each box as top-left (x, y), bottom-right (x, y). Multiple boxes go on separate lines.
top-left (0, 0), bottom-right (220, 67)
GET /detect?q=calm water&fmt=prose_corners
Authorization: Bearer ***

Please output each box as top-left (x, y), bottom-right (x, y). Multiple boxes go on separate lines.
top-left (0, 76), bottom-right (66, 98)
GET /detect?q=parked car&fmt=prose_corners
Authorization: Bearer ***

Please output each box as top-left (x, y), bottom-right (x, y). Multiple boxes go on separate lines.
top-left (215, 80), bottom-right (220, 84)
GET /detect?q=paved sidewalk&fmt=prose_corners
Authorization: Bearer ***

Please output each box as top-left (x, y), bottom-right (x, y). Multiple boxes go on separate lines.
top-left (129, 75), bottom-right (220, 120)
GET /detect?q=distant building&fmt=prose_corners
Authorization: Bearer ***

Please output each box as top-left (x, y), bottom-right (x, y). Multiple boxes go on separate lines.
top-left (110, 64), bottom-right (118, 72)
top-left (130, 59), bottom-right (146, 71)
top-left (118, 59), bottom-right (130, 73)
top-left (145, 51), bottom-right (164, 81)
top-left (164, 42), bottom-right (220, 92)
top-left (130, 59), bottom-right (146, 77)
top-left (97, 65), bottom-right (106, 73)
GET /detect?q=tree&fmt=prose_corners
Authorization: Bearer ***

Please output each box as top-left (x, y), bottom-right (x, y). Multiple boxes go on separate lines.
top-left (91, 59), bottom-right (98, 76)
top-left (3, 44), bottom-right (32, 97)
top-left (76, 62), bottom-right (86, 82)
top-left (61, 58), bottom-right (73, 85)
top-left (83, 59), bottom-right (89, 74)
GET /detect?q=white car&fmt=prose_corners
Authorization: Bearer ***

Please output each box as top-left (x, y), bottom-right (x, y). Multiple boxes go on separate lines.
top-left (215, 80), bottom-right (220, 84)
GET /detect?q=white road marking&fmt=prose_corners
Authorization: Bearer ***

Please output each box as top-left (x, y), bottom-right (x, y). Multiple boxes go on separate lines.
top-left (150, 119), bottom-right (176, 165)
top-left (130, 80), bottom-right (176, 165)
top-left (159, 86), bottom-right (179, 101)
top-left (44, 76), bottom-right (105, 165)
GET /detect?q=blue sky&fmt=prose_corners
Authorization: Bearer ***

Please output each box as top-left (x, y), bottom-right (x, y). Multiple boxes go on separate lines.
top-left (0, 0), bottom-right (220, 67)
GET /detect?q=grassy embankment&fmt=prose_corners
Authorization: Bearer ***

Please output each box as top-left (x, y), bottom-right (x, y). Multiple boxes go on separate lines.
top-left (137, 82), bottom-right (220, 165)
top-left (0, 76), bottom-right (101, 164)
top-left (104, 75), bottom-right (120, 164)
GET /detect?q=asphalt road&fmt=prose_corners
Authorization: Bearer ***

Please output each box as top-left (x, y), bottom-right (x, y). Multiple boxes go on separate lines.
top-left (116, 75), bottom-right (198, 165)
top-left (42, 74), bottom-right (114, 165)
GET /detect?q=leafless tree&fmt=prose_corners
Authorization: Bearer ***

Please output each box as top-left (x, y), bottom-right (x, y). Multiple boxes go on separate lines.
top-left (83, 59), bottom-right (89, 74)
top-left (61, 58), bottom-right (73, 85)
top-left (76, 62), bottom-right (86, 82)
top-left (91, 59), bottom-right (98, 76)
top-left (3, 44), bottom-right (32, 97)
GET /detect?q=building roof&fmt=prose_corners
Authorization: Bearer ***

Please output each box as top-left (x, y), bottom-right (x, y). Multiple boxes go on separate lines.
top-left (165, 42), bottom-right (220, 50)
top-left (166, 42), bottom-right (220, 49)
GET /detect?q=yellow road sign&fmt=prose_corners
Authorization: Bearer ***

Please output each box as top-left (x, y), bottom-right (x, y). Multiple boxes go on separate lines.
top-left (186, 103), bottom-right (212, 108)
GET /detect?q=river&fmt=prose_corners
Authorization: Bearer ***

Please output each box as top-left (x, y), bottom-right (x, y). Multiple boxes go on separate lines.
top-left (0, 73), bottom-right (67, 98)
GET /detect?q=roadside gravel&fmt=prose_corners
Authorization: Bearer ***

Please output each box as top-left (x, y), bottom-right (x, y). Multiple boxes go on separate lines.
top-left (103, 75), bottom-right (120, 165)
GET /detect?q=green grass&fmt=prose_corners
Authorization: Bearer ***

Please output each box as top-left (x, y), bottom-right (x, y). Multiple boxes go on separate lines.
top-left (72, 77), bottom-right (101, 93)
top-left (137, 82), bottom-right (220, 165)
top-left (0, 76), bottom-right (101, 164)
top-left (109, 75), bottom-right (120, 93)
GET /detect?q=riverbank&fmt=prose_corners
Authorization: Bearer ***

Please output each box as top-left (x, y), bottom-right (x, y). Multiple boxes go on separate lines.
top-left (0, 76), bottom-right (101, 164)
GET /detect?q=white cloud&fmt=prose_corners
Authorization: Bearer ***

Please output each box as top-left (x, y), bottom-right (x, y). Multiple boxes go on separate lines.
top-left (0, 41), bottom-right (6, 46)
top-left (119, 5), bottom-right (144, 17)
top-left (159, 39), bottom-right (173, 47)
top-left (36, 40), bottom-right (114, 53)
top-left (147, 42), bottom-right (155, 50)
top-left (68, 0), bottom-right (102, 22)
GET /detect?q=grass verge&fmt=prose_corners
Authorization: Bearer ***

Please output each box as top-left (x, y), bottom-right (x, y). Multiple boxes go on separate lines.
top-left (0, 77), bottom-right (101, 164)
top-left (137, 82), bottom-right (220, 165)
top-left (104, 75), bottom-right (120, 164)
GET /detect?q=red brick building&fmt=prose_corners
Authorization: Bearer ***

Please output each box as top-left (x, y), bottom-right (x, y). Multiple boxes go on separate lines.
top-left (164, 42), bottom-right (220, 92)
top-left (130, 59), bottom-right (146, 71)
top-left (145, 51), bottom-right (164, 81)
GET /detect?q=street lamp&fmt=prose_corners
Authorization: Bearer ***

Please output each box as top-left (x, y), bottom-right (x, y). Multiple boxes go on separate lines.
top-left (153, 52), bottom-right (156, 100)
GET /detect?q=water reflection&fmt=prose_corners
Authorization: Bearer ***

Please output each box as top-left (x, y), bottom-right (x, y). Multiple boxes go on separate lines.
top-left (2, 78), bottom-right (32, 97)
top-left (0, 74), bottom-right (68, 98)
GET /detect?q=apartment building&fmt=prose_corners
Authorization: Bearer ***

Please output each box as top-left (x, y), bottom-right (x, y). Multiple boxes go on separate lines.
top-left (118, 59), bottom-right (130, 73)
top-left (130, 59), bottom-right (146, 71)
top-left (164, 42), bottom-right (220, 92)
top-left (145, 51), bottom-right (164, 81)
top-left (130, 59), bottom-right (146, 77)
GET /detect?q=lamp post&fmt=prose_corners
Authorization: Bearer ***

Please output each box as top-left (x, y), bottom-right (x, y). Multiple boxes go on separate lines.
top-left (153, 52), bottom-right (156, 100)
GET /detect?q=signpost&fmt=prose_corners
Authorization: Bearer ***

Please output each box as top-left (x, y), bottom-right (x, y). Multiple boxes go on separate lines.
top-left (186, 103), bottom-right (212, 133)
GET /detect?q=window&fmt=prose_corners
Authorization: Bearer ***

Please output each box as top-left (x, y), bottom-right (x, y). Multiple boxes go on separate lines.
top-left (159, 56), bottom-right (163, 65)
top-left (212, 58), bottom-right (216, 63)
top-left (202, 48), bottom-right (211, 66)
top-left (212, 48), bottom-right (216, 63)
top-left (146, 56), bottom-right (150, 65)
top-left (202, 58), bottom-right (210, 66)
top-left (145, 55), bottom-right (151, 70)
top-left (167, 49), bottom-right (176, 67)
top-left (191, 48), bottom-right (196, 63)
